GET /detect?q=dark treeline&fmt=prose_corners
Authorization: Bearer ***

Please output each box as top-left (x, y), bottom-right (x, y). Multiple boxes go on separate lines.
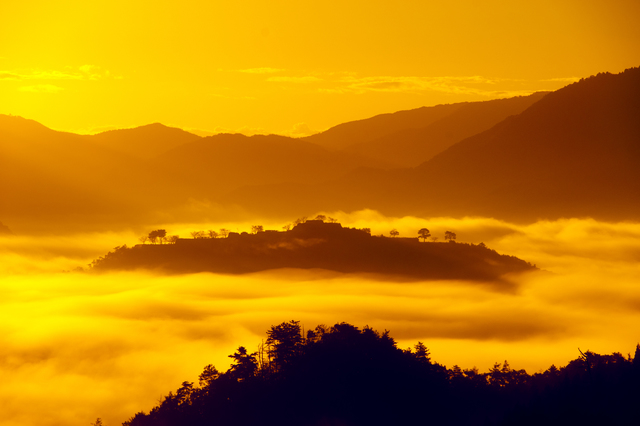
top-left (122, 321), bottom-right (640, 426)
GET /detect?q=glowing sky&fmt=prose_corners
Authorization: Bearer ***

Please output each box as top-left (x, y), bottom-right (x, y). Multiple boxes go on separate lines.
top-left (2, 0), bottom-right (639, 135)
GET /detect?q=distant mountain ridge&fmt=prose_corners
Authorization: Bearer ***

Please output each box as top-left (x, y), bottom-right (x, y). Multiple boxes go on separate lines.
top-left (225, 67), bottom-right (640, 222)
top-left (3, 67), bottom-right (637, 232)
top-left (89, 123), bottom-right (201, 159)
top-left (338, 92), bottom-right (548, 167)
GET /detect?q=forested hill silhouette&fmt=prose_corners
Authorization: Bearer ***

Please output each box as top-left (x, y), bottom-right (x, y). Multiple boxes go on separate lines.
top-left (326, 92), bottom-right (548, 167)
top-left (120, 320), bottom-right (640, 426)
top-left (226, 67), bottom-right (640, 222)
top-left (89, 220), bottom-right (535, 281)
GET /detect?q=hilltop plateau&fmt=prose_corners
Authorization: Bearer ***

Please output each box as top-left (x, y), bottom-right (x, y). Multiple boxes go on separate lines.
top-left (90, 220), bottom-right (535, 281)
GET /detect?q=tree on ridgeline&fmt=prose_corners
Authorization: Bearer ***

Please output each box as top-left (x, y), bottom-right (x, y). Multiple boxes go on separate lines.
top-left (148, 229), bottom-right (167, 244)
top-left (444, 231), bottom-right (457, 242)
top-left (418, 228), bottom-right (431, 242)
top-left (293, 217), bottom-right (307, 226)
top-left (251, 225), bottom-right (264, 234)
top-left (390, 229), bottom-right (399, 238)
top-left (430, 236), bottom-right (439, 242)
top-left (138, 236), bottom-right (148, 244)
top-left (228, 346), bottom-right (258, 381)
top-left (120, 322), bottom-right (640, 426)
top-left (282, 223), bottom-right (292, 231)
top-left (219, 228), bottom-right (230, 238)
top-left (166, 235), bottom-right (179, 244)
top-left (326, 217), bottom-right (337, 223)
top-left (208, 230), bottom-right (219, 239)
top-left (266, 320), bottom-right (303, 373)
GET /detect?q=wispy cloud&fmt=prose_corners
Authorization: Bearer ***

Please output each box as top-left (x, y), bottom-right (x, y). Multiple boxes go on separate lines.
top-left (18, 84), bottom-right (64, 93)
top-left (540, 76), bottom-right (581, 83)
top-left (0, 65), bottom-right (118, 82)
top-left (266, 75), bottom-right (322, 83)
top-left (238, 67), bottom-right (284, 74)
top-left (0, 72), bottom-right (20, 80)
top-left (321, 75), bottom-right (528, 97)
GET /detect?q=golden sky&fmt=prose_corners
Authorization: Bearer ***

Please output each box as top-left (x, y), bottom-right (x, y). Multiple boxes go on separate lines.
top-left (1, 0), bottom-right (638, 135)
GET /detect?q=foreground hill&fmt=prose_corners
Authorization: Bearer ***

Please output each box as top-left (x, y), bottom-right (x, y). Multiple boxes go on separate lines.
top-left (121, 320), bottom-right (640, 426)
top-left (226, 67), bottom-right (640, 222)
top-left (90, 220), bottom-right (535, 281)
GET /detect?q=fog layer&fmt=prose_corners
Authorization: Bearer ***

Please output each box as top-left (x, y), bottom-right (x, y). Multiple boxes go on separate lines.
top-left (1, 213), bottom-right (639, 426)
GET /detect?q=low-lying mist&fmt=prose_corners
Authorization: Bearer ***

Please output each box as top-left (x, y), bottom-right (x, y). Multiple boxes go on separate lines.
top-left (1, 212), bottom-right (640, 426)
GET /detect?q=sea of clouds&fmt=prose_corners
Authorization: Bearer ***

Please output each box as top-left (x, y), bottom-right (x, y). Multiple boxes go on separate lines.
top-left (1, 211), bottom-right (640, 426)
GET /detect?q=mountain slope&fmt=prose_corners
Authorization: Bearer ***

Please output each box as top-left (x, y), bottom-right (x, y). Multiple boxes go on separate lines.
top-left (225, 67), bottom-right (640, 222)
top-left (302, 103), bottom-right (464, 151)
top-left (341, 92), bottom-right (548, 167)
top-left (153, 133), bottom-right (394, 196)
top-left (89, 123), bottom-right (202, 159)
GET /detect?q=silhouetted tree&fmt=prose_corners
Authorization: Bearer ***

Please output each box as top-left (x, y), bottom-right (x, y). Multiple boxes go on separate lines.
top-left (390, 229), bottom-right (399, 238)
top-left (327, 217), bottom-right (337, 223)
top-left (251, 225), bottom-right (264, 234)
top-left (444, 231), bottom-right (457, 242)
top-left (418, 228), bottom-right (431, 242)
top-left (282, 224), bottom-right (292, 231)
top-left (208, 230), bottom-right (219, 239)
top-left (266, 320), bottom-right (303, 372)
top-left (430, 236), bottom-right (438, 242)
top-left (219, 228), bottom-right (230, 238)
top-left (413, 341), bottom-right (431, 364)
top-left (148, 229), bottom-right (167, 244)
top-left (228, 346), bottom-right (258, 381)
top-left (138, 236), bottom-right (148, 244)
top-left (198, 364), bottom-right (220, 387)
top-left (293, 217), bottom-right (307, 226)
top-left (166, 235), bottom-right (179, 244)
top-left (361, 227), bottom-right (371, 235)
top-left (314, 214), bottom-right (326, 222)
top-left (190, 231), bottom-right (204, 239)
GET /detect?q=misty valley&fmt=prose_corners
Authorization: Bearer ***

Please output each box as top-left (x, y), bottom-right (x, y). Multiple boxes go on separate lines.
top-left (1, 67), bottom-right (640, 426)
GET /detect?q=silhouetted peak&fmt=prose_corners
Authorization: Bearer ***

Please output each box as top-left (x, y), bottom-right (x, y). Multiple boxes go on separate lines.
top-left (0, 221), bottom-right (13, 235)
top-left (94, 122), bottom-right (200, 138)
top-left (0, 114), bottom-right (56, 136)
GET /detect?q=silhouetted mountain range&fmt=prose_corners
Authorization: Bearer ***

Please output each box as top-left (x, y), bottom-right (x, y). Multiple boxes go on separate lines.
top-left (90, 220), bottom-right (535, 281)
top-left (226, 67), bottom-right (640, 222)
top-left (2, 67), bottom-right (638, 232)
top-left (308, 92), bottom-right (548, 167)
